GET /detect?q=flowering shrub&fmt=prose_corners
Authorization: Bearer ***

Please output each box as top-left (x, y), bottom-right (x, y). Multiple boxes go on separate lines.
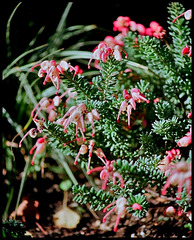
top-left (3, 1), bottom-right (191, 236)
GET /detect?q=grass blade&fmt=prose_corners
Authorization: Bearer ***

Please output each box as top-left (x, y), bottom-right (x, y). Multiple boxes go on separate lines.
top-left (6, 2), bottom-right (22, 58)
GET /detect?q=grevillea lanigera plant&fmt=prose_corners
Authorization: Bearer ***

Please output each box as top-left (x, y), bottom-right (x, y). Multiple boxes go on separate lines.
top-left (16, 2), bottom-right (191, 233)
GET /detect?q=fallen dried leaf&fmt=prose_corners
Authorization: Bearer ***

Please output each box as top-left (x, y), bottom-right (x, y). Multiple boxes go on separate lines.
top-left (53, 206), bottom-right (81, 229)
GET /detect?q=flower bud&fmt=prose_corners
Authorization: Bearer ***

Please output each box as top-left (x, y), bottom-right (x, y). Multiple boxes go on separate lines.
top-left (164, 206), bottom-right (176, 217)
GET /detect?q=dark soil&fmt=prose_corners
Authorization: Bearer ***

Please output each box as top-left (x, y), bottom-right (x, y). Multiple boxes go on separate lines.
top-left (4, 167), bottom-right (191, 239)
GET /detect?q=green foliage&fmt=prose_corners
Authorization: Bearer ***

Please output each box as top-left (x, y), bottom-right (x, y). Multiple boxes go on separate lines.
top-left (138, 36), bottom-right (177, 79)
top-left (3, 1), bottom-right (192, 233)
top-left (151, 116), bottom-right (188, 141)
top-left (72, 184), bottom-right (115, 211)
top-left (127, 193), bottom-right (149, 218)
top-left (2, 219), bottom-right (31, 239)
top-left (167, 2), bottom-right (191, 70)
top-left (114, 157), bottom-right (165, 192)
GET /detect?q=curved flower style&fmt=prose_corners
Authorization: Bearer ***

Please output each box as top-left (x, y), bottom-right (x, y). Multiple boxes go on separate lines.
top-left (31, 97), bottom-right (55, 121)
top-left (29, 137), bottom-right (47, 165)
top-left (87, 158), bottom-right (124, 191)
top-left (71, 140), bottom-right (99, 170)
top-left (19, 128), bottom-right (39, 148)
top-left (161, 161), bottom-right (191, 200)
top-left (103, 197), bottom-right (127, 232)
top-left (57, 103), bottom-right (100, 141)
top-left (19, 118), bottom-right (45, 148)
top-left (31, 90), bottom-right (76, 123)
top-left (172, 9), bottom-right (192, 23)
top-left (30, 60), bottom-right (76, 94)
top-left (74, 144), bottom-right (88, 165)
top-left (117, 88), bottom-right (150, 129)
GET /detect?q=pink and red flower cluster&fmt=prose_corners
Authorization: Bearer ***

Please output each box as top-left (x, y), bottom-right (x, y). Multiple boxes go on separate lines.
top-left (102, 198), bottom-right (142, 232)
top-left (87, 158), bottom-right (124, 191)
top-left (55, 103), bottom-right (100, 142)
top-left (158, 148), bottom-right (181, 172)
top-left (113, 16), bottom-right (166, 39)
top-left (31, 60), bottom-right (81, 94)
top-left (88, 42), bottom-right (126, 69)
top-left (161, 161), bottom-right (191, 200)
top-left (117, 88), bottom-right (150, 129)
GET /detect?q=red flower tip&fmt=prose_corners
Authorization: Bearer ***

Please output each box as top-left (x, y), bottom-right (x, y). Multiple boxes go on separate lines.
top-left (132, 203), bottom-right (142, 210)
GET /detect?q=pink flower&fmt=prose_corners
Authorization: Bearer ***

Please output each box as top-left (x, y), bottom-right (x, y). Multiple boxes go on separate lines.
top-left (72, 65), bottom-right (83, 75)
top-left (88, 43), bottom-right (125, 69)
top-left (145, 27), bottom-right (154, 36)
top-left (19, 128), bottom-right (39, 148)
top-left (29, 137), bottom-right (47, 165)
top-left (85, 109), bottom-right (100, 137)
top-left (163, 206), bottom-right (176, 217)
top-left (117, 88), bottom-right (150, 129)
top-left (18, 118), bottom-right (45, 148)
top-left (87, 159), bottom-right (124, 190)
top-left (31, 97), bottom-right (53, 119)
top-left (182, 45), bottom-right (190, 55)
top-left (150, 21), bottom-right (160, 31)
top-left (103, 197), bottom-right (127, 232)
top-left (59, 104), bottom-right (100, 141)
top-left (129, 21), bottom-right (137, 32)
top-left (130, 88), bottom-right (150, 104)
top-left (30, 60), bottom-right (76, 94)
top-left (136, 23), bottom-right (146, 35)
top-left (74, 144), bottom-right (88, 165)
top-left (132, 203), bottom-right (142, 211)
top-left (187, 112), bottom-right (192, 119)
top-left (161, 161), bottom-right (191, 200)
top-left (182, 45), bottom-right (192, 57)
top-left (114, 34), bottom-right (125, 46)
top-left (31, 91), bottom-right (76, 123)
top-left (172, 9), bottom-right (192, 23)
top-left (153, 97), bottom-right (161, 103)
top-left (87, 140), bottom-right (95, 170)
top-left (113, 16), bottom-right (130, 35)
top-left (158, 148), bottom-right (181, 172)
top-left (177, 128), bottom-right (192, 147)
top-left (71, 140), bottom-right (107, 171)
